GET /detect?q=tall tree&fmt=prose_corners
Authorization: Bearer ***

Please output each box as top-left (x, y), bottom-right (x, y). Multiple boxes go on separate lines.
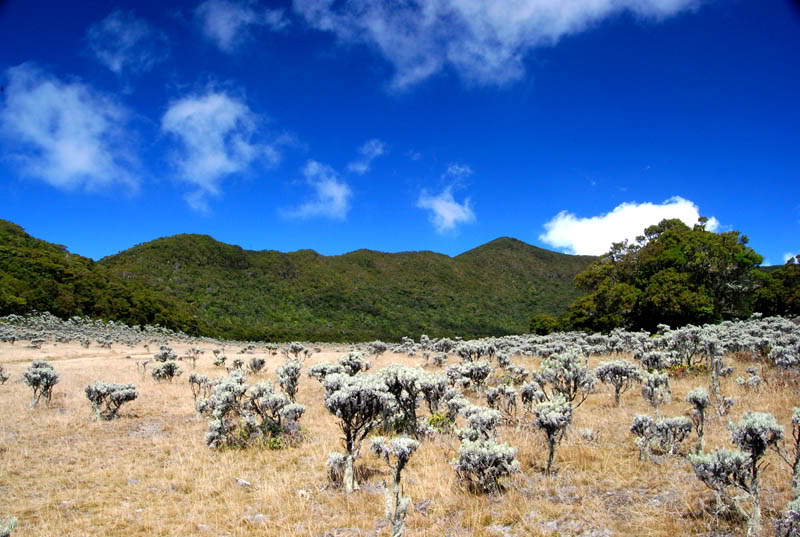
top-left (566, 218), bottom-right (763, 332)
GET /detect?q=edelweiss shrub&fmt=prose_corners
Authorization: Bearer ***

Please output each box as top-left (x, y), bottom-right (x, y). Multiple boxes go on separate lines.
top-left (630, 414), bottom-right (656, 461)
top-left (452, 438), bottom-right (520, 494)
top-left (692, 411), bottom-right (784, 536)
top-left (533, 394), bottom-right (572, 474)
top-left (245, 381), bottom-right (305, 449)
top-left (458, 405), bottom-right (501, 442)
top-left (687, 387), bottom-right (710, 453)
top-left (0, 365), bottom-right (9, 385)
top-left (775, 498), bottom-right (800, 537)
top-left (520, 379), bottom-right (547, 413)
top-left (368, 341), bottom-right (388, 358)
top-left (378, 365), bottom-right (425, 437)
top-left (153, 344), bottom-right (178, 362)
top-left (539, 349), bottom-right (596, 409)
top-left (419, 373), bottom-right (447, 414)
top-left (322, 373), bottom-right (392, 493)
top-left (0, 516), bottom-right (17, 537)
top-left (339, 352), bottom-right (370, 376)
top-left (595, 360), bottom-right (642, 407)
top-left (371, 437), bottom-right (420, 537)
top-left (84, 382), bottom-right (137, 420)
top-left (690, 448), bottom-right (751, 517)
top-left (653, 417), bottom-right (692, 456)
top-left (246, 357), bottom-right (266, 375)
top-left (486, 385), bottom-right (517, 423)
top-left (308, 362), bottom-right (344, 382)
top-left (276, 359), bottom-right (302, 401)
top-left (188, 373), bottom-right (212, 404)
top-left (641, 371), bottom-right (671, 416)
top-left (23, 360), bottom-right (59, 407)
top-left (152, 360), bottom-right (182, 383)
top-left (200, 372), bottom-right (305, 450)
top-left (458, 360), bottom-right (492, 392)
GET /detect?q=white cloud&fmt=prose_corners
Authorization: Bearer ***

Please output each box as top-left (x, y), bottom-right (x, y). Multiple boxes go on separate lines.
top-left (196, 0), bottom-right (288, 53)
top-left (161, 90), bottom-right (278, 211)
top-left (0, 63), bottom-right (137, 190)
top-left (443, 163), bottom-right (473, 180)
top-left (539, 196), bottom-right (719, 255)
top-left (417, 186), bottom-right (475, 233)
top-left (293, 0), bottom-right (700, 89)
top-left (86, 10), bottom-right (168, 75)
top-left (347, 138), bottom-right (386, 174)
top-left (784, 252), bottom-right (798, 263)
top-left (282, 160), bottom-right (353, 220)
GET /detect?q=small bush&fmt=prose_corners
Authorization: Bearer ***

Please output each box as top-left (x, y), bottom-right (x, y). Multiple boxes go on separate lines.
top-left (152, 360), bottom-right (182, 383)
top-left (452, 438), bottom-right (520, 494)
top-left (23, 360), bottom-right (59, 408)
top-left (85, 382), bottom-right (138, 420)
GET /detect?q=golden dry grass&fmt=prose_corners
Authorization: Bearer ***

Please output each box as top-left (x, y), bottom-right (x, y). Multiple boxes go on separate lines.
top-left (0, 341), bottom-right (797, 537)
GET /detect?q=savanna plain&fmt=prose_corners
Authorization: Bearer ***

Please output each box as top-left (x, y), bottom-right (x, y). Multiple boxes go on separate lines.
top-left (0, 332), bottom-right (797, 537)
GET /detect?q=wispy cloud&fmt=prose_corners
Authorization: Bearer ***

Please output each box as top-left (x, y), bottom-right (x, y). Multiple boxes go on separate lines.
top-left (86, 10), bottom-right (168, 76)
top-left (417, 186), bottom-right (475, 234)
top-left (347, 138), bottom-right (386, 174)
top-left (161, 90), bottom-right (279, 211)
top-left (539, 196), bottom-right (719, 255)
top-left (196, 0), bottom-right (288, 53)
top-left (282, 160), bottom-right (352, 220)
top-left (443, 163), bottom-right (473, 181)
top-left (293, 0), bottom-right (701, 89)
top-left (0, 63), bottom-right (137, 190)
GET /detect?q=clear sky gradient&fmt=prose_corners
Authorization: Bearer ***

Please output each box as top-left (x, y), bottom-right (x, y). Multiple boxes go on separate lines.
top-left (1, 0), bottom-right (798, 264)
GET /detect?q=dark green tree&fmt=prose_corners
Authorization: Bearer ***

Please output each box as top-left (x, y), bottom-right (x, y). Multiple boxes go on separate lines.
top-left (566, 218), bottom-right (763, 332)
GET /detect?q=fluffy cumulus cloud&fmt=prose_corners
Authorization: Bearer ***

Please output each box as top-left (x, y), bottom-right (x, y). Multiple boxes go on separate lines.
top-left (282, 160), bottom-right (353, 220)
top-left (347, 138), bottom-right (386, 174)
top-left (785, 252), bottom-right (798, 263)
top-left (0, 63), bottom-right (137, 190)
top-left (417, 186), bottom-right (476, 234)
top-left (539, 196), bottom-right (719, 255)
top-left (161, 90), bottom-right (279, 211)
top-left (293, 0), bottom-right (701, 89)
top-left (196, 0), bottom-right (289, 52)
top-left (86, 10), bottom-right (168, 75)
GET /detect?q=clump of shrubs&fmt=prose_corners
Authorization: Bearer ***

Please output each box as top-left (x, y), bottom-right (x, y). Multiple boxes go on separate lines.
top-left (85, 382), bottom-right (137, 420)
top-left (152, 360), bottom-right (183, 383)
top-left (23, 360), bottom-right (59, 407)
top-left (198, 371), bottom-right (305, 450)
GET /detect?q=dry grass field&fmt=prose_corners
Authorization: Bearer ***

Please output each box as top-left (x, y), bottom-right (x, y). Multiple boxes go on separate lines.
top-left (0, 340), bottom-right (797, 537)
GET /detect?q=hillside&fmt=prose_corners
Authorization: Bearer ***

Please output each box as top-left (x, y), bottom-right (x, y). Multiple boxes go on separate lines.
top-left (0, 220), bottom-right (201, 334)
top-left (98, 234), bottom-right (596, 341)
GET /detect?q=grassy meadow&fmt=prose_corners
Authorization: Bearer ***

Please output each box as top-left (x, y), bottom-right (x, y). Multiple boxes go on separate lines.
top-left (0, 340), bottom-right (797, 537)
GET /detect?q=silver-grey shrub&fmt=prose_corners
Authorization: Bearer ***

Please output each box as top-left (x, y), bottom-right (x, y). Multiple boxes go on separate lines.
top-left (85, 382), bottom-right (137, 420)
top-left (775, 498), bottom-right (800, 537)
top-left (23, 360), bottom-right (59, 407)
top-left (378, 365), bottom-right (425, 437)
top-left (691, 411), bottom-right (784, 536)
top-left (276, 359), bottom-right (303, 401)
top-left (595, 360), bottom-right (642, 407)
top-left (687, 387), bottom-right (710, 454)
top-left (533, 394), bottom-right (572, 474)
top-left (322, 373), bottom-right (393, 493)
top-left (0, 516), bottom-right (17, 537)
top-left (641, 371), bottom-right (671, 416)
top-left (0, 365), bottom-right (8, 385)
top-left (152, 360), bottom-right (182, 383)
top-left (452, 438), bottom-right (520, 494)
top-left (539, 349), bottom-right (596, 409)
top-left (371, 436), bottom-right (419, 537)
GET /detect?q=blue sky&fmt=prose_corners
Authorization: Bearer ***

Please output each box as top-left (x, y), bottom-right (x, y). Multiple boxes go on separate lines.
top-left (1, 0), bottom-right (798, 264)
